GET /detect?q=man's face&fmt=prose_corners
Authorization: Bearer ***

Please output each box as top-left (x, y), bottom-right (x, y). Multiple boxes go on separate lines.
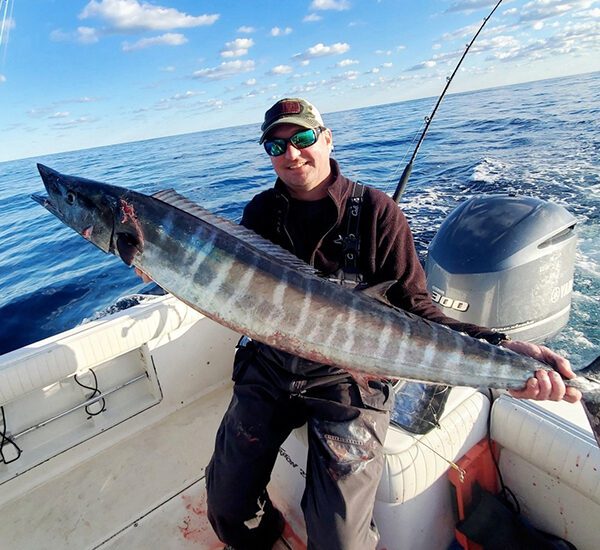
top-left (267, 123), bottom-right (333, 200)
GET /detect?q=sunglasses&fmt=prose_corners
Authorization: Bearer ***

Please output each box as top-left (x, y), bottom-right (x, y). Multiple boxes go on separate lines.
top-left (263, 127), bottom-right (324, 157)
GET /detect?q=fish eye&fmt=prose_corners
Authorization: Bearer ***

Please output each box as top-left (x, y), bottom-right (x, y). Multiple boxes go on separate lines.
top-left (66, 191), bottom-right (76, 205)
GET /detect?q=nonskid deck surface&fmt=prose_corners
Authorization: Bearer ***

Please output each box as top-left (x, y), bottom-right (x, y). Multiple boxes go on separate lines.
top-left (100, 477), bottom-right (303, 550)
top-left (0, 379), bottom-right (306, 550)
top-left (99, 479), bottom-right (303, 550)
top-left (1, 384), bottom-right (228, 549)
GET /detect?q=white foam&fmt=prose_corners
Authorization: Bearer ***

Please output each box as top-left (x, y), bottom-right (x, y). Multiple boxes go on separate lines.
top-left (470, 157), bottom-right (508, 184)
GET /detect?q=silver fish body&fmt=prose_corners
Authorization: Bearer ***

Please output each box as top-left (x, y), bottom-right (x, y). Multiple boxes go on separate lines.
top-left (32, 164), bottom-right (600, 446)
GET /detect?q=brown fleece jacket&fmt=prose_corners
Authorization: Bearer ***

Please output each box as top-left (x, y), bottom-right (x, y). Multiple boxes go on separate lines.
top-left (241, 159), bottom-right (501, 343)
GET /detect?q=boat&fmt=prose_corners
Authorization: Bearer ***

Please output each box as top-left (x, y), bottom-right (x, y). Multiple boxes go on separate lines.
top-left (1, 191), bottom-right (598, 549)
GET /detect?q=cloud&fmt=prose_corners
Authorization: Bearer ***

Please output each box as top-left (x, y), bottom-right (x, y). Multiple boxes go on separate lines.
top-left (270, 26), bottom-right (293, 36)
top-left (295, 42), bottom-right (350, 61)
top-left (237, 26), bottom-right (255, 33)
top-left (50, 26), bottom-right (100, 44)
top-left (51, 116), bottom-right (97, 130)
top-left (336, 58), bottom-right (358, 67)
top-left (0, 74), bottom-right (6, 83)
top-left (79, 0), bottom-right (219, 32)
top-left (518, 0), bottom-right (582, 22)
top-left (406, 60), bottom-right (437, 71)
top-left (221, 37), bottom-right (254, 58)
top-left (77, 26), bottom-right (101, 43)
top-left (340, 70), bottom-right (359, 79)
top-left (441, 22), bottom-right (480, 42)
top-left (303, 14), bottom-right (323, 22)
top-left (49, 112), bottom-right (70, 119)
top-left (470, 35), bottom-right (522, 56)
top-left (34, 97), bottom-right (99, 113)
top-left (70, 96), bottom-right (98, 103)
top-left (423, 10), bottom-right (599, 70)
top-left (445, 0), bottom-right (498, 14)
top-left (156, 90), bottom-right (202, 108)
top-left (171, 91), bottom-right (199, 101)
top-left (192, 60), bottom-right (255, 80)
top-left (27, 107), bottom-right (53, 118)
top-left (122, 32), bottom-right (187, 51)
top-left (270, 64), bottom-right (293, 75)
top-left (483, 20), bottom-right (600, 62)
top-left (244, 78), bottom-right (257, 86)
top-left (287, 69), bottom-right (361, 95)
top-left (310, 0), bottom-right (350, 11)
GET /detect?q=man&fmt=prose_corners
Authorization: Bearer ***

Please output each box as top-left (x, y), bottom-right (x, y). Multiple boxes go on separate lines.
top-left (139, 98), bottom-right (581, 550)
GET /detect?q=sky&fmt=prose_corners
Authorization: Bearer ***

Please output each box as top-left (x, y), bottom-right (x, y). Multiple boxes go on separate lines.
top-left (0, 0), bottom-right (598, 162)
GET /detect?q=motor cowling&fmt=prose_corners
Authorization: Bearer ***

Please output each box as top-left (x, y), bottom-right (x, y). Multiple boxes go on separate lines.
top-left (425, 194), bottom-right (577, 343)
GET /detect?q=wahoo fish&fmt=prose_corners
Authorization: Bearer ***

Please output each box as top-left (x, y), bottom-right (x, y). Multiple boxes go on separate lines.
top-left (32, 164), bottom-right (600, 446)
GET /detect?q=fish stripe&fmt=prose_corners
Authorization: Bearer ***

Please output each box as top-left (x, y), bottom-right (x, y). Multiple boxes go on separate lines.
top-left (34, 163), bottom-right (600, 448)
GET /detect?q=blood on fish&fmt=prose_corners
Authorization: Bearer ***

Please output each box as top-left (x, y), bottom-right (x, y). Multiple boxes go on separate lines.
top-left (119, 198), bottom-right (145, 247)
top-left (120, 199), bottom-right (136, 224)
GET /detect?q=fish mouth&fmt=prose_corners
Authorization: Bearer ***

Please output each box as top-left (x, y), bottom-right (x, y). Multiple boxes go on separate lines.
top-left (31, 193), bottom-right (60, 216)
top-left (31, 193), bottom-right (46, 206)
top-left (31, 193), bottom-right (48, 206)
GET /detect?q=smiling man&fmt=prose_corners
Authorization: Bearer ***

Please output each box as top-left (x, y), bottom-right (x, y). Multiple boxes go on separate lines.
top-left (203, 98), bottom-right (580, 550)
top-left (260, 103), bottom-right (334, 201)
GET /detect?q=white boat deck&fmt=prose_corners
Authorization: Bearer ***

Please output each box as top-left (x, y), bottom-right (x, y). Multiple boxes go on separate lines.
top-left (1, 381), bottom-right (231, 549)
top-left (0, 296), bottom-right (306, 549)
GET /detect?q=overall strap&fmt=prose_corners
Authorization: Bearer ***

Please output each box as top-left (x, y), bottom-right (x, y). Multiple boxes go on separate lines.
top-left (337, 181), bottom-right (365, 285)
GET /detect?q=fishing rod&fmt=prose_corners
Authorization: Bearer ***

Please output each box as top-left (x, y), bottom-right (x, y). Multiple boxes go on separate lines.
top-left (392, 0), bottom-right (504, 203)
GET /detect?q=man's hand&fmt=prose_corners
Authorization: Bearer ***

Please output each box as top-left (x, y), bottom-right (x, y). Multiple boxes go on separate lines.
top-left (134, 267), bottom-right (153, 284)
top-left (500, 339), bottom-right (582, 403)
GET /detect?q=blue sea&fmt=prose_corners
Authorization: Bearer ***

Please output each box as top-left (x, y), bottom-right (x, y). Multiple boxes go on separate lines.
top-left (1, 72), bottom-right (598, 368)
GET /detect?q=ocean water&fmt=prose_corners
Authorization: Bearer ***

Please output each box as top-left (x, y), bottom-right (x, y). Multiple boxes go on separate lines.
top-left (0, 72), bottom-right (598, 367)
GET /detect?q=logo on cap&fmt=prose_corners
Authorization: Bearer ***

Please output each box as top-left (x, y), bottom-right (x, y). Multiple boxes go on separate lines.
top-left (265, 100), bottom-right (303, 126)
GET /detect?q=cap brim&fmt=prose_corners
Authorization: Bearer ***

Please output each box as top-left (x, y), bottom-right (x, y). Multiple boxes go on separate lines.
top-left (259, 117), bottom-right (320, 144)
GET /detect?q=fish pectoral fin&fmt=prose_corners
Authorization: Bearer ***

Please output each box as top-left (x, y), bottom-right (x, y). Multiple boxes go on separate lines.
top-left (116, 232), bottom-right (142, 266)
top-left (360, 280), bottom-right (397, 306)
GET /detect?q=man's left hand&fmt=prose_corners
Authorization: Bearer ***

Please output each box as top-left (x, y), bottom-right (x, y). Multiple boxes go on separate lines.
top-left (500, 340), bottom-right (582, 403)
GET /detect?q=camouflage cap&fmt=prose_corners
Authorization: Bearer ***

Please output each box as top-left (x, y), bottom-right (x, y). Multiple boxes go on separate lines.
top-left (259, 98), bottom-right (325, 143)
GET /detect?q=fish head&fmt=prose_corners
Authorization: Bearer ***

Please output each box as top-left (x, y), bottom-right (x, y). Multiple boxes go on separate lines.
top-left (32, 163), bottom-right (119, 255)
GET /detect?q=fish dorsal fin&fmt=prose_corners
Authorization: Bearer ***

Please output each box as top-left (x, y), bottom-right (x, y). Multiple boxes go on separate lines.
top-left (360, 281), bottom-right (396, 306)
top-left (151, 188), bottom-right (321, 277)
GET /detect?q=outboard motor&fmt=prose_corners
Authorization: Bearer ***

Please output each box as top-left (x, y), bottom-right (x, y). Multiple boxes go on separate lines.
top-left (425, 194), bottom-right (577, 343)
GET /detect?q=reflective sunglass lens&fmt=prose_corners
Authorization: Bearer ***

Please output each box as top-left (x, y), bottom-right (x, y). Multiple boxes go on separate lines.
top-left (263, 128), bottom-right (322, 156)
top-left (265, 140), bottom-right (286, 156)
top-left (291, 129), bottom-right (318, 148)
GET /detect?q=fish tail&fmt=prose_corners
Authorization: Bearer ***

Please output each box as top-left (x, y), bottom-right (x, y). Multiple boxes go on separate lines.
top-left (578, 355), bottom-right (600, 448)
